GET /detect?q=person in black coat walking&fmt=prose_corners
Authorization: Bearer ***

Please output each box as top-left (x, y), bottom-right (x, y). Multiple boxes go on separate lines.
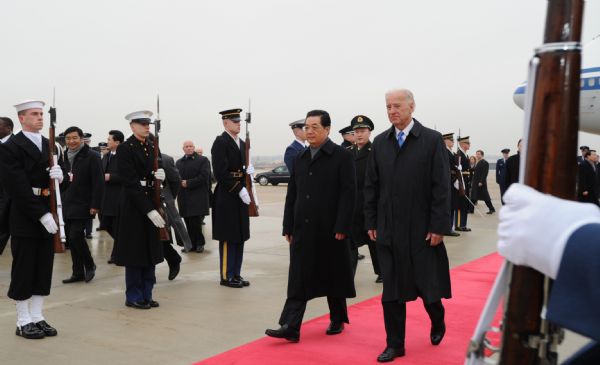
top-left (496, 148), bottom-right (510, 200)
top-left (364, 89), bottom-right (451, 362)
top-left (176, 140), bottom-right (211, 253)
top-left (471, 150), bottom-right (495, 214)
top-left (114, 110), bottom-right (166, 309)
top-left (60, 126), bottom-right (104, 284)
top-left (577, 150), bottom-right (599, 206)
top-left (211, 108), bottom-right (251, 288)
top-left (265, 110), bottom-right (356, 342)
top-left (102, 130), bottom-right (124, 264)
top-left (505, 139), bottom-right (522, 190)
top-left (0, 100), bottom-right (63, 339)
top-left (347, 115), bottom-right (381, 282)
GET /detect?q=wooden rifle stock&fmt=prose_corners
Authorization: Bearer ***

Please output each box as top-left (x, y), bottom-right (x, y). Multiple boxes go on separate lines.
top-left (152, 122), bottom-right (171, 242)
top-left (499, 1), bottom-right (584, 364)
top-left (245, 129), bottom-right (259, 217)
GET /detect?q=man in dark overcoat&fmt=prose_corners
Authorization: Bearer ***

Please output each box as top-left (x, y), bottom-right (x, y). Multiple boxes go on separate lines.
top-left (0, 116), bottom-right (14, 255)
top-left (102, 130), bottom-right (124, 264)
top-left (471, 150), bottom-right (495, 214)
top-left (347, 115), bottom-right (381, 282)
top-left (0, 100), bottom-right (63, 339)
top-left (283, 119), bottom-right (306, 174)
top-left (443, 133), bottom-right (460, 237)
top-left (454, 136), bottom-right (472, 231)
top-left (577, 150), bottom-right (599, 206)
top-left (496, 148), bottom-right (510, 201)
top-left (114, 110), bottom-right (166, 309)
top-left (177, 140), bottom-right (211, 253)
top-left (364, 89), bottom-right (451, 362)
top-left (505, 139), bottom-right (522, 190)
top-left (265, 109), bottom-right (356, 342)
top-left (211, 108), bottom-right (251, 288)
top-left (60, 126), bottom-right (104, 284)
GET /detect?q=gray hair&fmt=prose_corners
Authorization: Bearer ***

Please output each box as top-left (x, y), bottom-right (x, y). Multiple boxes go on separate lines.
top-left (385, 88), bottom-right (415, 103)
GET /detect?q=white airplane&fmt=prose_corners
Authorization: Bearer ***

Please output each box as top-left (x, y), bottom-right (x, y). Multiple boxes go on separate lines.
top-left (513, 36), bottom-right (600, 134)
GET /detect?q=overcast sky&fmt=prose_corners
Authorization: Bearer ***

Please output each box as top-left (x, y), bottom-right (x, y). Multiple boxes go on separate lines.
top-left (1, 1), bottom-right (599, 158)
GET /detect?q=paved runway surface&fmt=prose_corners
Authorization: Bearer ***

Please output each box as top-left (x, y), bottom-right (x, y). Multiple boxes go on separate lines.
top-left (0, 181), bottom-right (588, 364)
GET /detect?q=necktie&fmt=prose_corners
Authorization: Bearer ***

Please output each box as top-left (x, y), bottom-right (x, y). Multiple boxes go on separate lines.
top-left (397, 131), bottom-right (405, 148)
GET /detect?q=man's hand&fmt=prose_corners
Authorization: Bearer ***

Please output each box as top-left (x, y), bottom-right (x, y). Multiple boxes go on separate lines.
top-left (426, 232), bottom-right (443, 246)
top-left (181, 180), bottom-right (188, 188)
top-left (239, 187), bottom-right (251, 205)
top-left (478, 182), bottom-right (483, 187)
top-left (49, 165), bottom-right (64, 183)
top-left (368, 230), bottom-right (377, 241)
top-left (154, 168), bottom-right (166, 181)
top-left (335, 233), bottom-right (346, 240)
top-left (39, 213), bottom-right (58, 234)
top-left (583, 191), bottom-right (589, 196)
top-left (104, 173), bottom-right (110, 182)
top-left (90, 208), bottom-right (99, 215)
top-left (285, 234), bottom-right (293, 244)
top-left (146, 210), bottom-right (166, 228)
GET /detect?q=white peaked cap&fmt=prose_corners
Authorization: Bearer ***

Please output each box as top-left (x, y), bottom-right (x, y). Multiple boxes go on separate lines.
top-left (125, 110), bottom-right (153, 121)
top-left (14, 100), bottom-right (46, 113)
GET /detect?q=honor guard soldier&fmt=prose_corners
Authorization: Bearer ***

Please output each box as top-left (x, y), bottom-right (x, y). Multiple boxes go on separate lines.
top-left (211, 109), bottom-right (252, 288)
top-left (114, 110), bottom-right (166, 309)
top-left (455, 135), bottom-right (472, 231)
top-left (0, 100), bottom-right (63, 339)
top-left (283, 119), bottom-right (306, 174)
top-left (338, 125), bottom-right (355, 148)
top-left (348, 115), bottom-right (381, 282)
top-left (443, 133), bottom-right (460, 237)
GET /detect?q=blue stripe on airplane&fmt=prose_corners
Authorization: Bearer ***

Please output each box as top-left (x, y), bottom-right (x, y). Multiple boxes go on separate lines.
top-left (514, 71), bottom-right (600, 95)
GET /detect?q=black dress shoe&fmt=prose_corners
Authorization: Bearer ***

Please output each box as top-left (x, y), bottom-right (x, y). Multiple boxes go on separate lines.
top-left (459, 227), bottom-right (472, 232)
top-left (357, 254), bottom-right (365, 260)
top-left (168, 262), bottom-right (181, 281)
top-left (486, 210), bottom-right (496, 215)
top-left (15, 323), bottom-right (45, 339)
top-left (265, 324), bottom-right (300, 342)
top-left (377, 347), bottom-right (405, 362)
top-left (325, 321), bottom-right (344, 335)
top-left (196, 245), bottom-right (205, 253)
top-left (431, 322), bottom-right (446, 345)
top-left (85, 265), bottom-right (96, 283)
top-left (107, 258), bottom-right (115, 264)
top-left (145, 300), bottom-right (160, 308)
top-left (220, 278), bottom-right (243, 288)
top-left (85, 234), bottom-right (93, 239)
top-left (62, 275), bottom-right (85, 284)
top-left (375, 275), bottom-right (383, 283)
top-left (445, 231), bottom-right (460, 237)
top-left (35, 321), bottom-right (57, 336)
top-left (235, 276), bottom-right (250, 287)
top-left (125, 301), bottom-right (151, 309)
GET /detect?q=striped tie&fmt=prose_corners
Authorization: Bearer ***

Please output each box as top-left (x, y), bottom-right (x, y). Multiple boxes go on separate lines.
top-left (397, 131), bottom-right (405, 148)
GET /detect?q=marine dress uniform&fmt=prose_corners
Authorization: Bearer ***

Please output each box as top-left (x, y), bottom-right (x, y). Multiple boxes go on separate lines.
top-left (0, 100), bottom-right (62, 339)
top-left (455, 136), bottom-right (472, 231)
top-left (211, 109), bottom-right (251, 288)
top-left (114, 111), bottom-right (166, 309)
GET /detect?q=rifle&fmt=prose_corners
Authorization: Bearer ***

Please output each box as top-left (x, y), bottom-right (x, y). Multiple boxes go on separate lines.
top-left (48, 89), bottom-right (66, 253)
top-left (499, 1), bottom-right (583, 364)
top-left (153, 95), bottom-right (171, 241)
top-left (244, 99), bottom-right (259, 217)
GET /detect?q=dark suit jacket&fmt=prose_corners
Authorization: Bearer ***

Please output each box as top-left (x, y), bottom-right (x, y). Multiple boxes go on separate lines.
top-left (505, 153), bottom-right (520, 189)
top-left (176, 152), bottom-right (211, 217)
top-left (284, 140), bottom-right (305, 174)
top-left (101, 152), bottom-right (122, 217)
top-left (471, 159), bottom-right (491, 201)
top-left (577, 160), bottom-right (599, 205)
top-left (349, 141), bottom-right (372, 246)
top-left (60, 143), bottom-right (104, 220)
top-left (496, 158), bottom-right (506, 186)
top-left (0, 132), bottom-right (53, 239)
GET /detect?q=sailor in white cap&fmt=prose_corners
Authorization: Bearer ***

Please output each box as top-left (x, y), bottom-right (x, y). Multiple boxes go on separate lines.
top-left (0, 100), bottom-right (64, 339)
top-left (112, 110), bottom-right (166, 309)
top-left (284, 119), bottom-right (306, 174)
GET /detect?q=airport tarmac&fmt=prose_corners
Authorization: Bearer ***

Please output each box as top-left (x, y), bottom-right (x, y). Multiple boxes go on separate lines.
top-left (0, 181), bottom-right (588, 364)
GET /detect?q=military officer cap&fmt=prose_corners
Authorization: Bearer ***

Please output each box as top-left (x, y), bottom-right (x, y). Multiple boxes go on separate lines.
top-left (220, 108), bottom-right (242, 122)
top-left (442, 132), bottom-right (454, 141)
top-left (457, 136), bottom-right (470, 144)
top-left (14, 100), bottom-right (45, 112)
top-left (98, 142), bottom-right (108, 148)
top-left (83, 132), bottom-right (92, 142)
top-left (580, 145), bottom-right (590, 150)
top-left (350, 115), bottom-right (374, 131)
top-left (338, 125), bottom-right (354, 135)
top-left (125, 110), bottom-right (153, 124)
top-left (501, 148), bottom-right (510, 154)
top-left (289, 119), bottom-right (305, 129)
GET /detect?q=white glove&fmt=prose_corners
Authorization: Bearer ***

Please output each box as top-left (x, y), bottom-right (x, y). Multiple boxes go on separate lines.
top-left (239, 187), bottom-right (251, 205)
top-left (39, 212), bottom-right (58, 234)
top-left (146, 209), bottom-right (166, 228)
top-left (497, 183), bottom-right (600, 279)
top-left (49, 165), bottom-right (64, 183)
top-left (154, 168), bottom-right (165, 181)
top-left (246, 164), bottom-right (255, 175)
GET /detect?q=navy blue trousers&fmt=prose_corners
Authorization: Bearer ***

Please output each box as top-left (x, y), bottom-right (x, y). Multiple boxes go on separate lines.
top-left (125, 266), bottom-right (156, 303)
top-left (219, 241), bottom-right (244, 280)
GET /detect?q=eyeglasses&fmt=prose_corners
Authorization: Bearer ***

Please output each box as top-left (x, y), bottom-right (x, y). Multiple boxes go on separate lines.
top-left (303, 125), bottom-right (324, 132)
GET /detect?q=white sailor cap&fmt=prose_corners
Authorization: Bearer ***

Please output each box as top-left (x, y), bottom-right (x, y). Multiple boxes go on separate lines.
top-left (125, 110), bottom-right (153, 123)
top-left (14, 100), bottom-right (45, 113)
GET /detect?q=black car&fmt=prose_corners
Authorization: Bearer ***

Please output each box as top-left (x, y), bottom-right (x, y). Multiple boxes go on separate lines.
top-left (254, 165), bottom-right (290, 186)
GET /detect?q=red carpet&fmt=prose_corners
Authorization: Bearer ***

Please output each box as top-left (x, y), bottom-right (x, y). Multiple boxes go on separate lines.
top-left (196, 253), bottom-right (504, 365)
